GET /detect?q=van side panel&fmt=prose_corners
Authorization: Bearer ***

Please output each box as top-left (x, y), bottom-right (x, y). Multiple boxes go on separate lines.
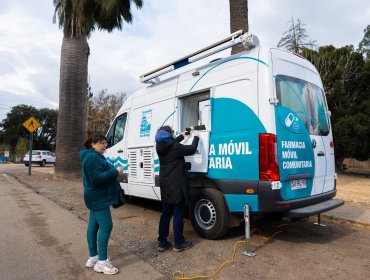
top-left (206, 77), bottom-right (265, 212)
top-left (208, 97), bottom-right (265, 180)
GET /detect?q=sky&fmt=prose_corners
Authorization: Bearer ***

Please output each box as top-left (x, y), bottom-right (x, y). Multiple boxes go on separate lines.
top-left (0, 0), bottom-right (369, 122)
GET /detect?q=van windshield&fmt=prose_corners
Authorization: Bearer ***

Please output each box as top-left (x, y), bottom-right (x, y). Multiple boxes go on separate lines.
top-left (276, 75), bottom-right (330, 136)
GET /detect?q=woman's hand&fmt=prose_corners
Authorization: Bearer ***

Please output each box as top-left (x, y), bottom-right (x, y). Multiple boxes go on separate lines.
top-left (116, 166), bottom-right (123, 176)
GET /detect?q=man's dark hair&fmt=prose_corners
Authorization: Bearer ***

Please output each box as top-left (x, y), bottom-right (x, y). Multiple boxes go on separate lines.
top-left (84, 133), bottom-right (107, 149)
top-left (157, 125), bottom-right (173, 134)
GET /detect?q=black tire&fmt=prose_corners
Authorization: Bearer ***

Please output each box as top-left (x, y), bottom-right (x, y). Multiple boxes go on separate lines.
top-left (40, 160), bottom-right (46, 167)
top-left (24, 163), bottom-right (29, 166)
top-left (189, 188), bottom-right (229, 239)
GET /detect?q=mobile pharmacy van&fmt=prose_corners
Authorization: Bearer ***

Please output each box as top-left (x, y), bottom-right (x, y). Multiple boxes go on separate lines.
top-left (105, 31), bottom-right (344, 239)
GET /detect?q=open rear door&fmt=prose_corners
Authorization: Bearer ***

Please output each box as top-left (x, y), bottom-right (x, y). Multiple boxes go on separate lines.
top-left (180, 94), bottom-right (211, 173)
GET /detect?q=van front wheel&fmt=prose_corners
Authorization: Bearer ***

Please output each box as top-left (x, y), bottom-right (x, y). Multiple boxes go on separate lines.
top-left (189, 188), bottom-right (229, 239)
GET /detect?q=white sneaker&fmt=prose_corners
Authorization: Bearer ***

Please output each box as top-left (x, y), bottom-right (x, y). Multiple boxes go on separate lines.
top-left (85, 255), bottom-right (98, 268)
top-left (94, 259), bottom-right (119, 275)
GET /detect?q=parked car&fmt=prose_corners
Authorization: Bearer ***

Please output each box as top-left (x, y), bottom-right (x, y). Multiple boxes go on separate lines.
top-left (23, 150), bottom-right (56, 167)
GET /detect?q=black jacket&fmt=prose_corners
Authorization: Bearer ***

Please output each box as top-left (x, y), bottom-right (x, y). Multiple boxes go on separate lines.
top-left (156, 134), bottom-right (199, 204)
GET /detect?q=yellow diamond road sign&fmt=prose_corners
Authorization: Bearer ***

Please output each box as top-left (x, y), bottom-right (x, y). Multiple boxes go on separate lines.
top-left (23, 116), bottom-right (41, 133)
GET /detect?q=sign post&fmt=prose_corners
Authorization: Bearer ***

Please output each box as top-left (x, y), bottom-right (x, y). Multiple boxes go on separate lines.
top-left (22, 117), bottom-right (41, 175)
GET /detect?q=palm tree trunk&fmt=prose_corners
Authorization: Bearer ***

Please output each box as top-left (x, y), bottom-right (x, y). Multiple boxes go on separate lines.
top-left (229, 0), bottom-right (249, 55)
top-left (55, 36), bottom-right (89, 179)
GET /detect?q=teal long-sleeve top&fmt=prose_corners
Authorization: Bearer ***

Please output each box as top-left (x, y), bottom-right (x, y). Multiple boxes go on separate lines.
top-left (80, 149), bottom-right (120, 211)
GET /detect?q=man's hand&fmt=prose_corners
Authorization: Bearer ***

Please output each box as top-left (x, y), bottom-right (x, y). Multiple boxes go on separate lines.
top-left (181, 131), bottom-right (188, 137)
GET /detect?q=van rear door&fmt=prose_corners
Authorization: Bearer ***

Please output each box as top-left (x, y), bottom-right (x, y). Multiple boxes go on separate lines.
top-left (272, 50), bottom-right (334, 201)
top-left (275, 74), bottom-right (334, 200)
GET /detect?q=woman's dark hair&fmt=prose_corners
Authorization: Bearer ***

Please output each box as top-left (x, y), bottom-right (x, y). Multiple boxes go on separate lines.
top-left (157, 125), bottom-right (173, 134)
top-left (84, 133), bottom-right (107, 149)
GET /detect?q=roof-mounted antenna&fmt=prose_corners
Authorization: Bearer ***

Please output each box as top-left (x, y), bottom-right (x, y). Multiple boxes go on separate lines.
top-left (140, 30), bottom-right (259, 84)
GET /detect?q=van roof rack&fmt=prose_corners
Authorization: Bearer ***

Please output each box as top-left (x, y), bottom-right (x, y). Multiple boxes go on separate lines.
top-left (140, 30), bottom-right (259, 84)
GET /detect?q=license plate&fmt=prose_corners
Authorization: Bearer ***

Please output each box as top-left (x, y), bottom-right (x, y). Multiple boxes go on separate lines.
top-left (291, 179), bottom-right (307, 190)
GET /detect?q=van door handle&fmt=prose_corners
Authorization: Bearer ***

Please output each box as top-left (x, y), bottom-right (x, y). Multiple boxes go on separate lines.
top-left (118, 149), bottom-right (123, 153)
top-left (317, 151), bottom-right (325, 156)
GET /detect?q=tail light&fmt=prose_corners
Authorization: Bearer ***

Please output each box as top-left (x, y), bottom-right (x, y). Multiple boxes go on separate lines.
top-left (259, 134), bottom-right (279, 181)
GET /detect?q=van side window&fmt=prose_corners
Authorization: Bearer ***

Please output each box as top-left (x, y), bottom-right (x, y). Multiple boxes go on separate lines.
top-left (276, 75), bottom-right (330, 136)
top-left (180, 92), bottom-right (210, 131)
top-left (107, 113), bottom-right (127, 148)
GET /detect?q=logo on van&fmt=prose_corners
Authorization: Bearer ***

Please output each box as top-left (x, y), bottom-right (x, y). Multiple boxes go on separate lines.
top-left (285, 113), bottom-right (299, 129)
top-left (140, 109), bottom-right (152, 137)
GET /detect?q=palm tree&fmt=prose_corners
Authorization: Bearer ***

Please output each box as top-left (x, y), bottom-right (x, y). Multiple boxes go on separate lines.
top-left (53, 0), bottom-right (142, 179)
top-left (229, 0), bottom-right (248, 55)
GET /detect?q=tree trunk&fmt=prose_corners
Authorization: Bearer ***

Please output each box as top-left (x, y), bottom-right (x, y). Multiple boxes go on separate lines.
top-left (55, 36), bottom-right (89, 179)
top-left (229, 0), bottom-right (249, 55)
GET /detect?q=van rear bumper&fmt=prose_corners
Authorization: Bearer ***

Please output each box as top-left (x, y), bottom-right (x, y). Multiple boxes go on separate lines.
top-left (288, 199), bottom-right (344, 218)
top-left (258, 182), bottom-right (338, 213)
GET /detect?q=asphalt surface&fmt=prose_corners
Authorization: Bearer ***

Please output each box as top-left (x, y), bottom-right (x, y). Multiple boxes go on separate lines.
top-left (0, 170), bottom-right (165, 280)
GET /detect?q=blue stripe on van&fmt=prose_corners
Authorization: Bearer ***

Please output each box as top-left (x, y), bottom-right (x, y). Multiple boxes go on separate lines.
top-left (106, 156), bottom-right (128, 171)
top-left (224, 194), bottom-right (259, 212)
top-left (189, 56), bottom-right (268, 92)
top-left (207, 98), bottom-right (266, 180)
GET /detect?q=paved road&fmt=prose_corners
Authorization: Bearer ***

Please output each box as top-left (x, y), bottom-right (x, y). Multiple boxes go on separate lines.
top-left (0, 170), bottom-right (164, 280)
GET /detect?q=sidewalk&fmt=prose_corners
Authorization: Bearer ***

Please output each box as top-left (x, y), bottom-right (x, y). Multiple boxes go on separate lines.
top-left (323, 205), bottom-right (370, 226)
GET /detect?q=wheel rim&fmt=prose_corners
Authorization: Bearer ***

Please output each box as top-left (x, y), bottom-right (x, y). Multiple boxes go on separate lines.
top-left (194, 199), bottom-right (216, 230)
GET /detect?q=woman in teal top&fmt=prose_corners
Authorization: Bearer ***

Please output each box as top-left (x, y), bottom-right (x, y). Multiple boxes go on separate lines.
top-left (80, 133), bottom-right (123, 275)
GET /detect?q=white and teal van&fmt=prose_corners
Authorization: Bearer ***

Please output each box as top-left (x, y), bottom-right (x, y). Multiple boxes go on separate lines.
top-left (105, 31), bottom-right (343, 239)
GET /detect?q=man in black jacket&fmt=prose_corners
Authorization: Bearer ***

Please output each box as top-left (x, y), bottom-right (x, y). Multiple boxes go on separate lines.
top-left (155, 125), bottom-right (199, 252)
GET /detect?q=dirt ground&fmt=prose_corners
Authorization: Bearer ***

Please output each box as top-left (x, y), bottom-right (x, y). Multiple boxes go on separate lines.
top-left (335, 172), bottom-right (370, 209)
top-left (6, 167), bottom-right (370, 280)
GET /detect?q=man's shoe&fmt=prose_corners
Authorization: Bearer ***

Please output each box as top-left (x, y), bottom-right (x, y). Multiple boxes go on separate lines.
top-left (93, 259), bottom-right (119, 275)
top-left (173, 241), bottom-right (193, 252)
top-left (157, 240), bottom-right (172, 252)
top-left (85, 255), bottom-right (98, 268)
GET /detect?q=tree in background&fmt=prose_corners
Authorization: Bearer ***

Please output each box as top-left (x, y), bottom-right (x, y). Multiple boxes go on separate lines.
top-left (277, 18), bottom-right (317, 54)
top-left (33, 108), bottom-right (58, 151)
top-left (302, 28), bottom-right (370, 164)
top-left (358, 24), bottom-right (370, 60)
top-left (0, 105), bottom-right (58, 157)
top-left (0, 105), bottom-right (38, 148)
top-left (229, 0), bottom-right (248, 54)
top-left (53, 0), bottom-right (143, 179)
top-left (87, 90), bottom-right (126, 134)
top-left (303, 46), bottom-right (364, 122)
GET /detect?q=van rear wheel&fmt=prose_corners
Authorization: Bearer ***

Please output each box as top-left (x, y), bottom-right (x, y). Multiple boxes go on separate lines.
top-left (189, 188), bottom-right (229, 239)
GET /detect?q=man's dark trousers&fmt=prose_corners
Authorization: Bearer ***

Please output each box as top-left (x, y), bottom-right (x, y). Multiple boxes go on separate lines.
top-left (158, 201), bottom-right (185, 245)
